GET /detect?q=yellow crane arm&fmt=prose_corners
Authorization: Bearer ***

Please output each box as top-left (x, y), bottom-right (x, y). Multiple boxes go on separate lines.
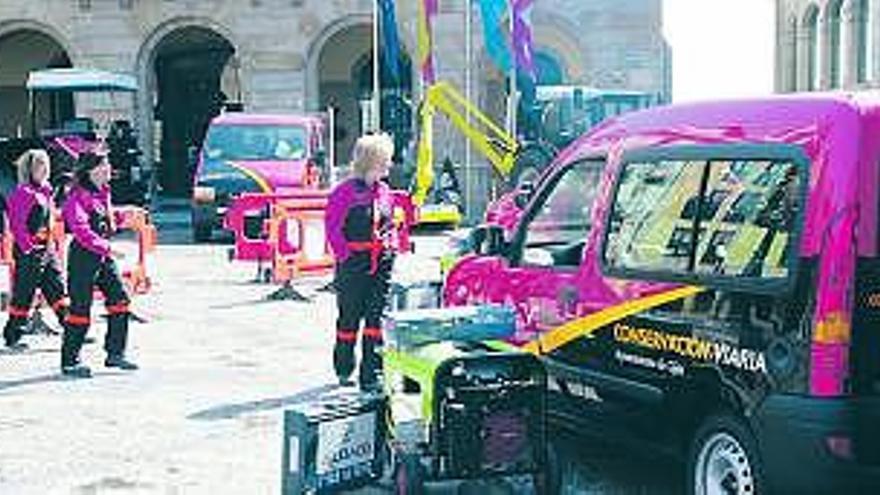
top-left (412, 81), bottom-right (519, 207)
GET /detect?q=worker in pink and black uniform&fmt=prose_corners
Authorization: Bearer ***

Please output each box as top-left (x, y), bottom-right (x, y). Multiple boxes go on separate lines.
top-left (2, 149), bottom-right (70, 350)
top-left (60, 151), bottom-right (137, 378)
top-left (325, 133), bottom-right (397, 390)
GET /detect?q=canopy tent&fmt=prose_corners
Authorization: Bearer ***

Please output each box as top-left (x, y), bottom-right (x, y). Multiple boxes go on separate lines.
top-left (26, 68), bottom-right (138, 93)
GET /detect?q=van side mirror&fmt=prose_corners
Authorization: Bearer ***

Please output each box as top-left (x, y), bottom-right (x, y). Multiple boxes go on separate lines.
top-left (470, 224), bottom-right (507, 257)
top-left (514, 181), bottom-right (536, 209)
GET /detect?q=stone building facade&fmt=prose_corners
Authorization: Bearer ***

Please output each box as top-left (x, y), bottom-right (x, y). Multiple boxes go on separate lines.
top-left (0, 0), bottom-right (669, 215)
top-left (775, 0), bottom-right (879, 92)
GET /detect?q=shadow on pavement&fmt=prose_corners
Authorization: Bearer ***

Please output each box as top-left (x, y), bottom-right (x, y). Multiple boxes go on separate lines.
top-left (0, 373), bottom-right (65, 391)
top-left (0, 369), bottom-right (131, 393)
top-left (187, 383), bottom-right (340, 421)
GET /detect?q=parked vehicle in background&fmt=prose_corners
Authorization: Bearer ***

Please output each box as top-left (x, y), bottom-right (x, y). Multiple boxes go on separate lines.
top-left (190, 113), bottom-right (327, 242)
top-left (24, 68), bottom-right (148, 206)
top-left (445, 93), bottom-right (880, 494)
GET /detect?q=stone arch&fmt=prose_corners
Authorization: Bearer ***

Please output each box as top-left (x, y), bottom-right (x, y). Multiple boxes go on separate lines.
top-left (0, 19), bottom-right (76, 64)
top-left (305, 14), bottom-right (371, 113)
top-left (306, 13), bottom-right (416, 171)
top-left (532, 11), bottom-right (587, 83)
top-left (0, 20), bottom-right (76, 136)
top-left (134, 17), bottom-right (243, 197)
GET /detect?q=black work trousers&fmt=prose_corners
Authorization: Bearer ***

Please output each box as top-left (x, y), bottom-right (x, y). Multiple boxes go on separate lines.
top-left (3, 247), bottom-right (69, 346)
top-left (333, 254), bottom-right (393, 387)
top-left (61, 244), bottom-right (130, 367)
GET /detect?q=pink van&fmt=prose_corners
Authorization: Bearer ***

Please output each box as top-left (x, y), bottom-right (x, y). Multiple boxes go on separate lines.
top-left (190, 113), bottom-right (325, 242)
top-left (444, 93), bottom-right (880, 493)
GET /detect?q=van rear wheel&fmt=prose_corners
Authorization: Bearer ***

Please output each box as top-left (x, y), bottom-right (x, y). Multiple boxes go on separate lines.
top-left (688, 414), bottom-right (765, 495)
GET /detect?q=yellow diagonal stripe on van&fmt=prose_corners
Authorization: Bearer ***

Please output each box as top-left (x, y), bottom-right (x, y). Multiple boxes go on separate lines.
top-left (523, 285), bottom-right (704, 355)
top-left (226, 161), bottom-right (273, 194)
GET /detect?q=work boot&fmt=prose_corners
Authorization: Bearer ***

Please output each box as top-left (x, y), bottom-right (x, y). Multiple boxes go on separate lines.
top-left (105, 354), bottom-right (138, 370)
top-left (3, 317), bottom-right (25, 348)
top-left (334, 339), bottom-right (356, 386)
top-left (4, 340), bottom-right (28, 351)
top-left (61, 363), bottom-right (92, 378)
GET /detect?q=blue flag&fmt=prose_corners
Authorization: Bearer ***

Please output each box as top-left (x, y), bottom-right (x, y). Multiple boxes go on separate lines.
top-left (477, 0), bottom-right (512, 73)
top-left (378, 0), bottom-right (401, 84)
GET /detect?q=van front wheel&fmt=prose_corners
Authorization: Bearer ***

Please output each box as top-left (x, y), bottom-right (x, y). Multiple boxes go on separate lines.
top-left (688, 414), bottom-right (765, 495)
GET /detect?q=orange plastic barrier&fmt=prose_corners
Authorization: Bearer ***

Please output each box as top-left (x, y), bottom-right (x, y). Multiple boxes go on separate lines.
top-left (225, 191), bottom-right (329, 262)
top-left (266, 195), bottom-right (334, 283)
top-left (0, 217), bottom-right (13, 311)
top-left (114, 206), bottom-right (157, 295)
top-left (1, 205), bottom-right (155, 307)
top-left (227, 189), bottom-right (417, 291)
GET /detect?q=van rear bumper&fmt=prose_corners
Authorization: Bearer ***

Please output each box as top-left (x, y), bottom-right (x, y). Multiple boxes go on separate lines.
top-left (756, 394), bottom-right (880, 493)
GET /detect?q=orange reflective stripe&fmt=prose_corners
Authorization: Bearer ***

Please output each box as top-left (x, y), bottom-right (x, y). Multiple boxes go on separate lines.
top-left (7, 305), bottom-right (29, 318)
top-left (33, 228), bottom-right (50, 243)
top-left (336, 330), bottom-right (357, 343)
top-left (347, 241), bottom-right (382, 250)
top-left (50, 297), bottom-right (70, 312)
top-left (105, 302), bottom-right (130, 315)
top-left (363, 327), bottom-right (383, 340)
top-left (65, 314), bottom-right (90, 326)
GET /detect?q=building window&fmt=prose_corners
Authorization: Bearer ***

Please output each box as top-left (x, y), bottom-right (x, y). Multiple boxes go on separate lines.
top-left (828, 0), bottom-right (844, 88)
top-left (805, 5), bottom-right (820, 91)
top-left (78, 0), bottom-right (91, 11)
top-left (119, 0), bottom-right (134, 9)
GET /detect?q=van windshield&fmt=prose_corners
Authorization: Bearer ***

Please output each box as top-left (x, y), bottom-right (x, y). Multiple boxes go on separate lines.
top-left (203, 124), bottom-right (308, 161)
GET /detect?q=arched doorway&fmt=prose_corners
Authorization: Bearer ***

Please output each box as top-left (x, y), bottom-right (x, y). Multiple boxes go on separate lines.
top-left (0, 29), bottom-right (73, 137)
top-left (316, 22), bottom-right (412, 182)
top-left (150, 26), bottom-right (236, 197)
top-left (352, 51), bottom-right (413, 173)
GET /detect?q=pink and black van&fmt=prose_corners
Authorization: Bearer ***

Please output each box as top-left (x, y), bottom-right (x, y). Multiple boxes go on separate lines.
top-left (190, 113), bottom-right (325, 242)
top-left (444, 93), bottom-right (880, 493)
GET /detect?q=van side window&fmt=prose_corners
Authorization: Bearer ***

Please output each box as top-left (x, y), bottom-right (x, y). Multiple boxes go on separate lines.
top-left (521, 159), bottom-right (604, 267)
top-left (605, 158), bottom-right (800, 281)
top-left (694, 160), bottom-right (799, 278)
top-left (605, 160), bottom-right (705, 273)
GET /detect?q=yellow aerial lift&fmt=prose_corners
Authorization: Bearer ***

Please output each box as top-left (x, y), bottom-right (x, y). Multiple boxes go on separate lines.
top-left (412, 81), bottom-right (523, 227)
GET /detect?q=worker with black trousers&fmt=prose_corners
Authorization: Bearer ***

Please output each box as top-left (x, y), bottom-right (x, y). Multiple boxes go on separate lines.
top-left (3, 149), bottom-right (70, 350)
top-left (325, 133), bottom-right (397, 391)
top-left (60, 151), bottom-right (137, 378)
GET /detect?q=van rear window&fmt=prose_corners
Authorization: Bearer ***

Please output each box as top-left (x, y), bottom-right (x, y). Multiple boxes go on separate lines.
top-left (604, 158), bottom-right (801, 283)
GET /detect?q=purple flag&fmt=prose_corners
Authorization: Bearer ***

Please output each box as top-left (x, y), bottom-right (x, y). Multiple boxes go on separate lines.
top-left (418, 0), bottom-right (439, 84)
top-left (512, 0), bottom-right (536, 81)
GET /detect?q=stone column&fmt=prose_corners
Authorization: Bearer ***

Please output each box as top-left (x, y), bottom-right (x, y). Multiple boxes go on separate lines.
top-left (841, 0), bottom-right (859, 88)
top-left (819, 9), bottom-right (833, 89)
top-left (797, 17), bottom-right (814, 90)
top-left (780, 15), bottom-right (799, 92)
top-left (867, 0), bottom-right (880, 82)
